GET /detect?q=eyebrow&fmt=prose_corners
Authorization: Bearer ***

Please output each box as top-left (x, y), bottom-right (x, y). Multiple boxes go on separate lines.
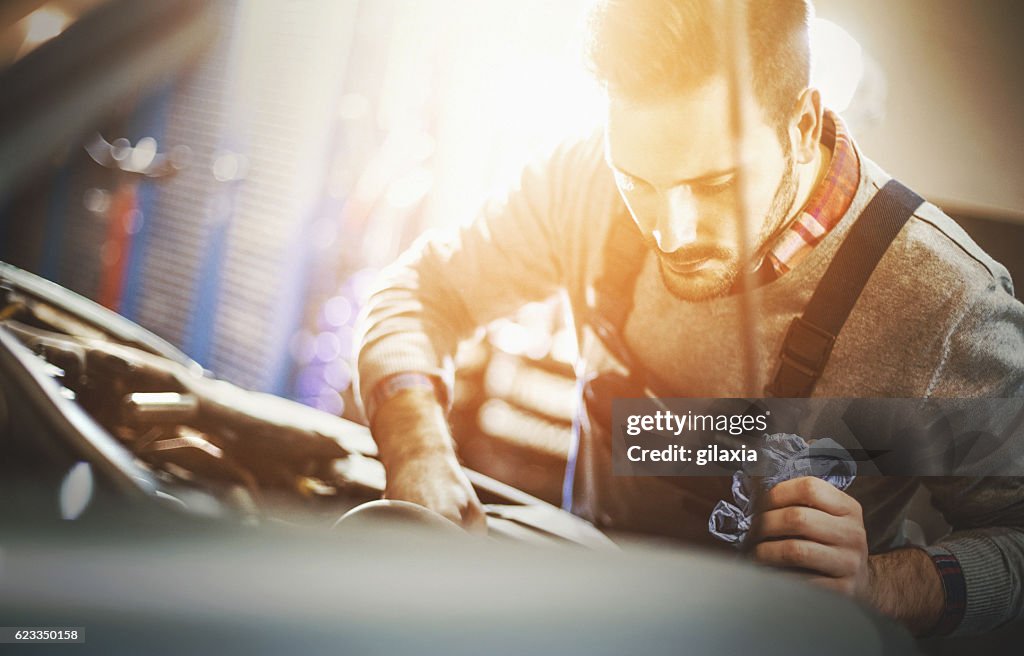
top-left (610, 163), bottom-right (738, 188)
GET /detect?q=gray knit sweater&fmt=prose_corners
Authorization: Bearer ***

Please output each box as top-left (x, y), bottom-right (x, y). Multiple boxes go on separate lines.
top-left (356, 131), bottom-right (1024, 636)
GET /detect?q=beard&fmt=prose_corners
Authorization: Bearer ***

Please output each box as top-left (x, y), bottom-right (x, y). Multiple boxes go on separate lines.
top-left (654, 150), bottom-right (799, 302)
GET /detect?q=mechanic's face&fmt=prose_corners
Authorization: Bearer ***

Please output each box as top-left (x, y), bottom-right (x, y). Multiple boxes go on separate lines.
top-left (605, 76), bottom-right (798, 301)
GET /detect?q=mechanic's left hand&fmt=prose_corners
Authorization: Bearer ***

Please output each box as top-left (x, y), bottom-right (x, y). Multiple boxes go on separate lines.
top-left (750, 476), bottom-right (872, 600)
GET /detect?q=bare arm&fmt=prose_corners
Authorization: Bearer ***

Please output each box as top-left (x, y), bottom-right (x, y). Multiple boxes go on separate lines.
top-left (867, 548), bottom-right (944, 635)
top-left (751, 476), bottom-right (944, 635)
top-left (355, 134), bottom-right (614, 529)
top-left (371, 386), bottom-right (485, 533)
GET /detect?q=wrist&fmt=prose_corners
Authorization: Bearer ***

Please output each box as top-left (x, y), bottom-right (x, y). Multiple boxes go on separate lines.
top-left (365, 372), bottom-right (446, 424)
top-left (921, 547), bottom-right (966, 636)
top-left (867, 548), bottom-right (945, 636)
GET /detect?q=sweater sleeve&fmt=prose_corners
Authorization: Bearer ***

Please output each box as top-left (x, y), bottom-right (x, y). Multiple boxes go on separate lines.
top-left (354, 133), bottom-right (610, 414)
top-left (920, 267), bottom-right (1024, 636)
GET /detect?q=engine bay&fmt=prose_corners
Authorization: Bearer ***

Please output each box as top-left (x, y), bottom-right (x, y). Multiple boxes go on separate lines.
top-left (1, 276), bottom-right (388, 526)
top-left (0, 265), bottom-right (616, 551)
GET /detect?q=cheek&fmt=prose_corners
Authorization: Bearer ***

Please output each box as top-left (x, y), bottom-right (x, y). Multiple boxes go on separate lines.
top-left (737, 161), bottom-right (791, 235)
top-left (692, 193), bottom-right (741, 239)
top-left (742, 135), bottom-right (791, 216)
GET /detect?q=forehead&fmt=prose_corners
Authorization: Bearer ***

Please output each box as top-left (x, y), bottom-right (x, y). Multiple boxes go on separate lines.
top-left (604, 77), bottom-right (752, 186)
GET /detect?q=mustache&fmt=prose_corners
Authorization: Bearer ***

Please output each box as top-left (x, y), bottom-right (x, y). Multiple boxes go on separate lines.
top-left (640, 235), bottom-right (734, 267)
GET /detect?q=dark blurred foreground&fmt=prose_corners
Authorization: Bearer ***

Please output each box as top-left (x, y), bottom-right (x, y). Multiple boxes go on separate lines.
top-left (1, 514), bottom-right (919, 656)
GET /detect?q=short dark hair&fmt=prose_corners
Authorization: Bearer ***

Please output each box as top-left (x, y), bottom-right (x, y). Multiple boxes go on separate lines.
top-left (584, 0), bottom-right (811, 133)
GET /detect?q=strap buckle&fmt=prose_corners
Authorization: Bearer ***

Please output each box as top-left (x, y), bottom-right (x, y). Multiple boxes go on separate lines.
top-left (766, 318), bottom-right (836, 397)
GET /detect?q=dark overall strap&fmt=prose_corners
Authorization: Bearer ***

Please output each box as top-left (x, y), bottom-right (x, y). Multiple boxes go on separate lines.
top-left (576, 209), bottom-right (731, 528)
top-left (589, 208), bottom-right (649, 374)
top-left (767, 179), bottom-right (925, 397)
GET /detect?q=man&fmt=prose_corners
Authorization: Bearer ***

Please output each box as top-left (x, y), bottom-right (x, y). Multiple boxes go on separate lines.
top-left (355, 0), bottom-right (1024, 638)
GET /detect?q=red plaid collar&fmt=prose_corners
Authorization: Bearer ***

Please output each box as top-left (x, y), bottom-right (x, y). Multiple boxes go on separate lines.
top-left (762, 110), bottom-right (860, 277)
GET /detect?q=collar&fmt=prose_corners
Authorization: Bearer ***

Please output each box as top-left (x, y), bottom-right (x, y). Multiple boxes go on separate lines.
top-left (760, 109), bottom-right (861, 278)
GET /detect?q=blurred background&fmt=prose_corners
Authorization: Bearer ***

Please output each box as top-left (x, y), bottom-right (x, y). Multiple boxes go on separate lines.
top-left (1, 0), bottom-right (1022, 504)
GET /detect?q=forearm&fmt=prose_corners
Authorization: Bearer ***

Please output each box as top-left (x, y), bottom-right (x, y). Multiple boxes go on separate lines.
top-left (371, 386), bottom-right (455, 471)
top-left (355, 138), bottom-right (604, 417)
top-left (366, 384), bottom-right (486, 532)
top-left (867, 548), bottom-right (944, 636)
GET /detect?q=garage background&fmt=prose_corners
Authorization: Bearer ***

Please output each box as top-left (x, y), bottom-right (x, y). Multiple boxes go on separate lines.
top-left (0, 0), bottom-right (1021, 506)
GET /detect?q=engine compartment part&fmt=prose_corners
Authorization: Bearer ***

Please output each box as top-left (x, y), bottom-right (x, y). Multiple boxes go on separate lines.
top-left (0, 262), bottom-right (609, 549)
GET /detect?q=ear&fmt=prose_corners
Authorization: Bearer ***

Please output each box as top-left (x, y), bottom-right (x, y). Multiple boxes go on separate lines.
top-left (789, 87), bottom-right (824, 165)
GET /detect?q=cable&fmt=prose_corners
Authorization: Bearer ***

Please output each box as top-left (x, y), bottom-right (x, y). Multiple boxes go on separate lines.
top-left (720, 0), bottom-right (761, 396)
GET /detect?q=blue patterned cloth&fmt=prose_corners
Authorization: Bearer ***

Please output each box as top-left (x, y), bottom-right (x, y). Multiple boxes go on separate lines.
top-left (708, 433), bottom-right (856, 546)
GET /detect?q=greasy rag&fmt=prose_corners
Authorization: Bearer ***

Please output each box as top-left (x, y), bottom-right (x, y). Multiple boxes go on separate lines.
top-left (708, 433), bottom-right (856, 546)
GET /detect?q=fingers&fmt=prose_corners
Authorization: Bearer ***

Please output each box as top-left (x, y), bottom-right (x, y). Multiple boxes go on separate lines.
top-left (753, 539), bottom-right (860, 578)
top-left (803, 575), bottom-right (860, 597)
top-left (750, 478), bottom-right (869, 590)
top-left (750, 505), bottom-right (860, 546)
top-left (760, 476), bottom-right (862, 519)
top-left (451, 467), bottom-right (488, 535)
top-left (384, 486), bottom-right (484, 535)
top-left (385, 483), bottom-right (479, 536)
top-left (384, 456), bottom-right (488, 535)
top-left (460, 496), bottom-right (489, 536)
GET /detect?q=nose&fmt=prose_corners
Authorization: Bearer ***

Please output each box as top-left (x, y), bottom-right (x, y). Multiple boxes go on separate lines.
top-left (652, 186), bottom-right (698, 253)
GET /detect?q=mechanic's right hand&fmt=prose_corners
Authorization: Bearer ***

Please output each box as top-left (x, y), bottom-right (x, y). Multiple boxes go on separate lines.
top-left (369, 385), bottom-right (487, 535)
top-left (384, 450), bottom-right (487, 535)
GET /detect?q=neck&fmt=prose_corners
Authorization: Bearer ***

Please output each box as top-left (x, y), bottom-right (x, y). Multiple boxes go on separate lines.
top-left (750, 139), bottom-right (831, 270)
top-left (793, 140), bottom-right (831, 215)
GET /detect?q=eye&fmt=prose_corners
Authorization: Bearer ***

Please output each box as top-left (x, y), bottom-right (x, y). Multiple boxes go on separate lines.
top-left (614, 170), bottom-right (635, 192)
top-left (614, 171), bottom-right (650, 194)
top-left (698, 177), bottom-right (736, 195)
